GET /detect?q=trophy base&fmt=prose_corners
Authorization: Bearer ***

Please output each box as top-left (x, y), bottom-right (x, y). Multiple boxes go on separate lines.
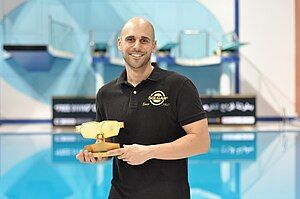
top-left (84, 142), bottom-right (120, 158)
top-left (92, 152), bottom-right (116, 158)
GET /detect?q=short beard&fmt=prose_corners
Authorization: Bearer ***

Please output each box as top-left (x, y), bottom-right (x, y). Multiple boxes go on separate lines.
top-left (123, 54), bottom-right (151, 70)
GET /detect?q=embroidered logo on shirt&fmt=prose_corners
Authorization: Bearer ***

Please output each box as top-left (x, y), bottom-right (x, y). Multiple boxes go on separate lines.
top-left (146, 90), bottom-right (169, 106)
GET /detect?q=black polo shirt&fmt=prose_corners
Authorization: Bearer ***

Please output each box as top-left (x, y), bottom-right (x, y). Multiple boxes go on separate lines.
top-left (96, 63), bottom-right (206, 199)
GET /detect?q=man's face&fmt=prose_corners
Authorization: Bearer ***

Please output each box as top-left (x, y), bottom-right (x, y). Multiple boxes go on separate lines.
top-left (118, 22), bottom-right (156, 69)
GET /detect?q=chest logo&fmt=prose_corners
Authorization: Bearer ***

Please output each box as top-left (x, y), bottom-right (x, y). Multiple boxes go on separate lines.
top-left (148, 90), bottom-right (168, 106)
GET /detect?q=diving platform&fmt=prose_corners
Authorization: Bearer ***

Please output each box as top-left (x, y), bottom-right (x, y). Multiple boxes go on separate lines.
top-left (3, 45), bottom-right (74, 72)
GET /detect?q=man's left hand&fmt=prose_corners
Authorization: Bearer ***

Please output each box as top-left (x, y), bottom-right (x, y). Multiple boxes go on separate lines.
top-left (107, 144), bottom-right (152, 165)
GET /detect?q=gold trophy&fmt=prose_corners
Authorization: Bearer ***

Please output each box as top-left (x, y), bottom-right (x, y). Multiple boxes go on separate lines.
top-left (76, 120), bottom-right (124, 158)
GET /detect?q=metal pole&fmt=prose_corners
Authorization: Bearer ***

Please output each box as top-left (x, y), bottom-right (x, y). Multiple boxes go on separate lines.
top-left (178, 31), bottom-right (182, 57)
top-left (0, 0), bottom-right (5, 123)
top-left (234, 0), bottom-right (240, 94)
top-left (205, 32), bottom-right (209, 57)
top-left (48, 15), bottom-right (52, 46)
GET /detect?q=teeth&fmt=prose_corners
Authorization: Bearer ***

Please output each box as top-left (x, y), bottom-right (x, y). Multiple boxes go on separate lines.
top-left (130, 53), bottom-right (143, 57)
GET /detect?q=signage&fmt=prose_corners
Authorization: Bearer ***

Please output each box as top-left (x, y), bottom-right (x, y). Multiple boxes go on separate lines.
top-left (201, 95), bottom-right (256, 125)
top-left (52, 97), bottom-right (96, 126)
top-left (52, 95), bottom-right (256, 126)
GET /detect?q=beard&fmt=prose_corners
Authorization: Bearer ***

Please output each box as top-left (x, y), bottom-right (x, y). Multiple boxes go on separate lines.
top-left (122, 51), bottom-right (151, 69)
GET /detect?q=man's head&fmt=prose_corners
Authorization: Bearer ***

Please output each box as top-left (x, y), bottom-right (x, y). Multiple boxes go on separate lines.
top-left (118, 17), bottom-right (157, 70)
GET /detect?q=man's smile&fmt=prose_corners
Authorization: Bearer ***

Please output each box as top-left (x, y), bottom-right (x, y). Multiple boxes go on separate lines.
top-left (129, 52), bottom-right (145, 58)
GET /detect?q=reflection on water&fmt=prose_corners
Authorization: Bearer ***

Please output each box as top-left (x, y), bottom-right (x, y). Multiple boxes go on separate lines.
top-left (0, 130), bottom-right (299, 199)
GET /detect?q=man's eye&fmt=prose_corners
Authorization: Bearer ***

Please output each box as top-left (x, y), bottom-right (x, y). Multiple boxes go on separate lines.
top-left (126, 38), bottom-right (135, 42)
top-left (141, 39), bottom-right (149, 44)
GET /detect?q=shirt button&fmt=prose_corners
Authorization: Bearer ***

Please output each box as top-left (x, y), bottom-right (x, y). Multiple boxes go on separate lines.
top-left (133, 90), bottom-right (137, 94)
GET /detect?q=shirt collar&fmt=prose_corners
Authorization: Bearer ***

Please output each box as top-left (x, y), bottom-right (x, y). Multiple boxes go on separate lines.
top-left (116, 63), bottom-right (162, 85)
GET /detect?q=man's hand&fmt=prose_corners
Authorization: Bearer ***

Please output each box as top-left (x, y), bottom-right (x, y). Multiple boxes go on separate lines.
top-left (107, 144), bottom-right (152, 165)
top-left (76, 150), bottom-right (106, 163)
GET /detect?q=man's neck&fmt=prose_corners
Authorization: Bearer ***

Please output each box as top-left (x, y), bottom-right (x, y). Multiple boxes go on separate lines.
top-left (125, 63), bottom-right (154, 87)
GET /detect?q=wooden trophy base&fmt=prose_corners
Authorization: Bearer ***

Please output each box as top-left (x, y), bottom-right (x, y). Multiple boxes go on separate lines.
top-left (84, 142), bottom-right (120, 158)
top-left (92, 152), bottom-right (115, 158)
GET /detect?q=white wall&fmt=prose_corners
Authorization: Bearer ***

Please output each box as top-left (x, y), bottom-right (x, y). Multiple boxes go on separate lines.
top-left (240, 0), bottom-right (296, 116)
top-left (198, 0), bottom-right (235, 33)
top-left (0, 79), bottom-right (50, 119)
top-left (199, 0), bottom-right (296, 116)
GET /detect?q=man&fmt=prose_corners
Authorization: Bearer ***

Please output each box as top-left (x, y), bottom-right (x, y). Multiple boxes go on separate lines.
top-left (76, 16), bottom-right (210, 199)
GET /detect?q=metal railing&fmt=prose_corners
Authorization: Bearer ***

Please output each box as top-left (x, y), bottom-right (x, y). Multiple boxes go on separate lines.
top-left (49, 16), bottom-right (75, 53)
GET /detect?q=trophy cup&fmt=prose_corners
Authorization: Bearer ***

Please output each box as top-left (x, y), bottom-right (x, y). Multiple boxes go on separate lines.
top-left (76, 120), bottom-right (124, 158)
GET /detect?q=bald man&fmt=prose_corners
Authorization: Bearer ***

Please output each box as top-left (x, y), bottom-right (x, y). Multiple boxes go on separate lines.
top-left (76, 17), bottom-right (210, 199)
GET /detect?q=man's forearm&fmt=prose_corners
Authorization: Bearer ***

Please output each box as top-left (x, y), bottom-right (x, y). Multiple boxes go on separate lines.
top-left (147, 132), bottom-right (210, 160)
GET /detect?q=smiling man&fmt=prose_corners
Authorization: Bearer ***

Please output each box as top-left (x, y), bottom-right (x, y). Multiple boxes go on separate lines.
top-left (76, 16), bottom-right (210, 199)
top-left (119, 18), bottom-right (155, 72)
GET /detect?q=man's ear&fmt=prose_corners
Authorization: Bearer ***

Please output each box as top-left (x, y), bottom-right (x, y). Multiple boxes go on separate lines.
top-left (152, 40), bottom-right (157, 53)
top-left (117, 37), bottom-right (122, 51)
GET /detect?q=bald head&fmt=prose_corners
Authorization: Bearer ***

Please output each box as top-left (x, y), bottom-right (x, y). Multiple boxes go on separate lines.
top-left (117, 16), bottom-right (157, 70)
top-left (120, 17), bottom-right (155, 41)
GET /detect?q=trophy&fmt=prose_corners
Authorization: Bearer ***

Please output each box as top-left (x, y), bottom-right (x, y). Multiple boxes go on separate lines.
top-left (76, 120), bottom-right (124, 158)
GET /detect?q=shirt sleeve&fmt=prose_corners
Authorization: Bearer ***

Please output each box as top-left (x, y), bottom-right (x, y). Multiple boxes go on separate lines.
top-left (176, 80), bottom-right (207, 126)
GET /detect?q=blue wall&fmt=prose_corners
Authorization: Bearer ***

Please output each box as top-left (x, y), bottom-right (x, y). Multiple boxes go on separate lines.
top-left (1, 0), bottom-right (223, 105)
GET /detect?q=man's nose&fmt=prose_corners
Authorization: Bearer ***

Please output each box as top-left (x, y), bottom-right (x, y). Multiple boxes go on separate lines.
top-left (132, 40), bottom-right (141, 50)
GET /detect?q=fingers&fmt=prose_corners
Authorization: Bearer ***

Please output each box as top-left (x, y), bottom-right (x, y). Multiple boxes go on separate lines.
top-left (127, 161), bottom-right (138, 165)
top-left (107, 148), bottom-right (129, 161)
top-left (76, 145), bottom-right (144, 165)
top-left (76, 150), bottom-right (99, 164)
top-left (117, 153), bottom-right (127, 160)
top-left (118, 153), bottom-right (131, 162)
top-left (76, 150), bottom-right (85, 162)
top-left (107, 148), bottom-right (124, 156)
top-left (87, 150), bottom-right (96, 163)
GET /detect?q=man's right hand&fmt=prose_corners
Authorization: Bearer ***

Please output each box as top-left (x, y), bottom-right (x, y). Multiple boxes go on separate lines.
top-left (76, 150), bottom-right (106, 163)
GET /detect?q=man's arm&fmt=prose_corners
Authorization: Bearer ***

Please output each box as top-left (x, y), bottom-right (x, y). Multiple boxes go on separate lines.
top-left (149, 118), bottom-right (210, 160)
top-left (108, 118), bottom-right (210, 165)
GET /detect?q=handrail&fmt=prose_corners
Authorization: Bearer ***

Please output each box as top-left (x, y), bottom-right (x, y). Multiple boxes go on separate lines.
top-left (238, 52), bottom-right (295, 108)
top-left (177, 29), bottom-right (220, 59)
